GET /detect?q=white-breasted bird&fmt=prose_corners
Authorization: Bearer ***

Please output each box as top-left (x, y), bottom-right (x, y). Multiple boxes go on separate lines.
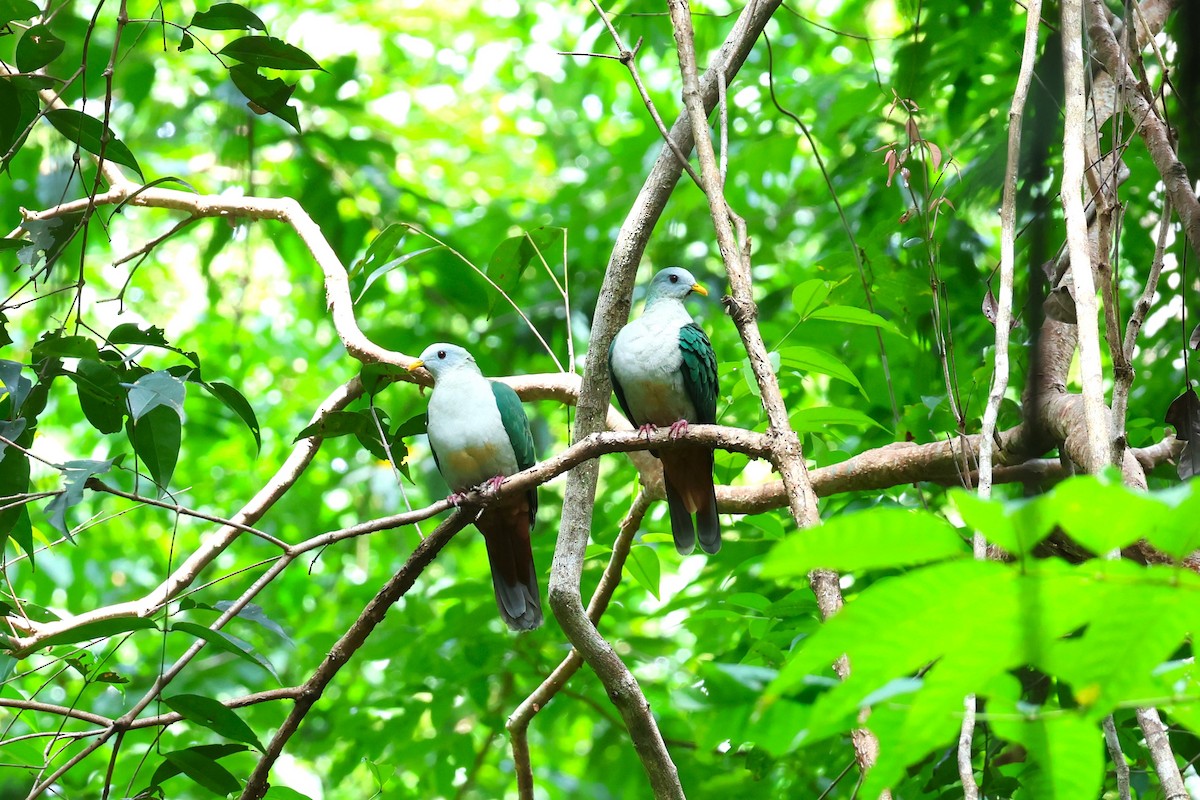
top-left (609, 267), bottom-right (720, 554)
top-left (408, 344), bottom-right (541, 631)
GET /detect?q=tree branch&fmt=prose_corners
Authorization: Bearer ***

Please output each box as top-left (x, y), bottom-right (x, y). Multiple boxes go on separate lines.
top-left (547, 3), bottom-right (783, 798)
top-left (239, 512), bottom-right (469, 799)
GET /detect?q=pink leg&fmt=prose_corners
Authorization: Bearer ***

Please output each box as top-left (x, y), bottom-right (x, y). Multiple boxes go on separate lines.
top-left (636, 422), bottom-right (658, 440)
top-left (446, 491), bottom-right (468, 507)
top-left (484, 474), bottom-right (506, 493)
top-left (668, 419), bottom-right (690, 439)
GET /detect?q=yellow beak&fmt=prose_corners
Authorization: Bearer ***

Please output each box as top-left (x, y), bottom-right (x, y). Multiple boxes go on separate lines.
top-left (691, 283), bottom-right (709, 296)
top-left (407, 360), bottom-right (425, 372)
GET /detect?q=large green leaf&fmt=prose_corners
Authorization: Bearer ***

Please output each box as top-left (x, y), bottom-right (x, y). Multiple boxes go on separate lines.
top-left (485, 226), bottom-right (565, 318)
top-left (43, 109), bottom-right (143, 179)
top-left (151, 745), bottom-right (246, 796)
top-left (127, 405), bottom-right (182, 490)
top-left (190, 2), bottom-right (266, 31)
top-left (203, 380), bottom-right (261, 452)
top-left (35, 617), bottom-right (160, 649)
top-left (228, 64), bottom-right (300, 133)
top-left (170, 621), bottom-right (281, 681)
top-left (70, 359), bottom-right (126, 434)
top-left (15, 24), bottom-right (64, 71)
top-left (219, 36), bottom-right (323, 71)
top-left (165, 693), bottom-right (264, 751)
top-left (762, 506), bottom-right (967, 576)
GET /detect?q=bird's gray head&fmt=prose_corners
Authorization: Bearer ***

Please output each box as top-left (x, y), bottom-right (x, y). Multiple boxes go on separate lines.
top-left (646, 267), bottom-right (709, 305)
top-left (408, 343), bottom-right (477, 381)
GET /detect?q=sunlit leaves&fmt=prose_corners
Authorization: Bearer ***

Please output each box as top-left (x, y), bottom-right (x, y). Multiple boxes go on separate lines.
top-left (486, 227), bottom-right (564, 319)
top-left (43, 109), bottom-right (143, 179)
top-left (762, 506), bottom-right (966, 575)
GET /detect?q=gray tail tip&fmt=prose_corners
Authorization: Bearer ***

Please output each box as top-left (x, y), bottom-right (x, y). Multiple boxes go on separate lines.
top-left (500, 598), bottom-right (543, 632)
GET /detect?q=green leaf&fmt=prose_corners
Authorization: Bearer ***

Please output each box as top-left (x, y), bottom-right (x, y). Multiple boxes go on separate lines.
top-left (106, 322), bottom-right (199, 365)
top-left (165, 693), bottom-right (264, 751)
top-left (219, 36), bottom-right (324, 71)
top-left (1025, 475), bottom-right (1161, 556)
top-left (359, 362), bottom-right (408, 396)
top-left (294, 410), bottom-right (385, 458)
top-left (789, 406), bottom-right (886, 432)
top-left (351, 222), bottom-right (406, 278)
top-left (153, 745), bottom-right (245, 795)
top-left (0, 359), bottom-right (33, 415)
top-left (0, 237), bottom-right (31, 252)
top-left (43, 109), bottom-right (143, 180)
top-left (125, 370), bottom-right (186, 421)
top-left (43, 458), bottom-right (115, 540)
top-left (36, 617), bottom-right (160, 650)
top-left (790, 279), bottom-right (831, 320)
top-left (987, 713), bottom-right (1104, 800)
top-left (0, 418), bottom-right (27, 459)
top-left (0, 0), bottom-right (39, 26)
top-left (805, 304), bottom-right (899, 334)
top-left (17, 212), bottom-right (83, 274)
top-left (228, 64), bottom-right (300, 133)
top-left (31, 332), bottom-right (99, 361)
top-left (70, 359), bottom-right (126, 434)
top-left (190, 2), bottom-right (266, 31)
top-left (178, 31), bottom-right (194, 52)
top-left (777, 345), bottom-right (864, 392)
top-left (0, 80), bottom-right (39, 171)
top-left (213, 600), bottom-right (293, 646)
top-left (485, 227), bottom-right (565, 319)
top-left (1141, 483), bottom-right (1200, 560)
top-left (952, 489), bottom-right (1046, 557)
top-left (15, 24), bottom-right (65, 72)
top-left (127, 405), bottom-right (182, 490)
top-left (0, 446), bottom-right (32, 561)
top-left (204, 381), bottom-right (261, 452)
top-left (762, 506), bottom-right (968, 576)
top-left (170, 621), bottom-right (281, 681)
top-left (626, 544), bottom-right (660, 599)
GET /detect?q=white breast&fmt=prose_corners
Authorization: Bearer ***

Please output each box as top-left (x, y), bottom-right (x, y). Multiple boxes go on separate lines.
top-left (426, 371), bottom-right (518, 491)
top-left (611, 303), bottom-right (698, 425)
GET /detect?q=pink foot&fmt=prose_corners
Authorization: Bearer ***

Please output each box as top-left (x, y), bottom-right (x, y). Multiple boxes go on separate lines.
top-left (484, 474), bottom-right (506, 493)
top-left (636, 423), bottom-right (658, 440)
top-left (446, 491), bottom-right (468, 507)
top-left (668, 419), bottom-right (690, 439)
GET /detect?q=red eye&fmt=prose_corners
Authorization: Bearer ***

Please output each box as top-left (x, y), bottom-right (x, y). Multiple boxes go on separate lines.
top-left (669, 274), bottom-right (679, 283)
top-left (437, 350), bottom-right (446, 359)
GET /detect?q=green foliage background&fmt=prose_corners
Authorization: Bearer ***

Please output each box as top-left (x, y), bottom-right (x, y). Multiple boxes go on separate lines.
top-left (1, 0), bottom-right (1197, 797)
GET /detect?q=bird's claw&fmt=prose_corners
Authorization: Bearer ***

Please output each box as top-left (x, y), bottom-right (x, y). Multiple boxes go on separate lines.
top-left (668, 419), bottom-right (689, 439)
top-left (636, 423), bottom-right (658, 440)
top-left (446, 491), bottom-right (468, 507)
top-left (484, 474), bottom-right (506, 493)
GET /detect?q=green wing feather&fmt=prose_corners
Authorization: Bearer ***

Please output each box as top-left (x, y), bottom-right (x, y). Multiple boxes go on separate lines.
top-left (608, 337), bottom-right (639, 427)
top-left (679, 323), bottom-right (717, 423)
top-left (490, 381), bottom-right (538, 524)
